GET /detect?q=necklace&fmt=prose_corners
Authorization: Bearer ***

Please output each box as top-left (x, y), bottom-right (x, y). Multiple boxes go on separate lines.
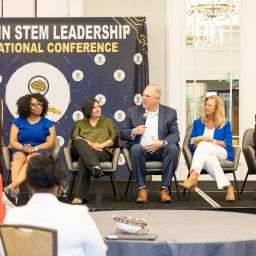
top-left (28, 117), bottom-right (41, 124)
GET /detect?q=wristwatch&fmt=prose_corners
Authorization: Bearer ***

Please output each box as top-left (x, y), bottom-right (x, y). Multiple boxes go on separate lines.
top-left (34, 146), bottom-right (39, 152)
top-left (162, 140), bottom-right (167, 148)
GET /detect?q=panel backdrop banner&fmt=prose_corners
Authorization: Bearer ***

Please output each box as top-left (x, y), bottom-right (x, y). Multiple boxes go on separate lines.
top-left (0, 17), bottom-right (149, 179)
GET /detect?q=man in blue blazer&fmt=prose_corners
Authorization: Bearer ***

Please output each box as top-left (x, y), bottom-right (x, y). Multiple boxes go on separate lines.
top-left (120, 84), bottom-right (180, 203)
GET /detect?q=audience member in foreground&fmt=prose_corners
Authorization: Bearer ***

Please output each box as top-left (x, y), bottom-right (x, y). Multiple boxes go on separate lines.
top-left (4, 93), bottom-right (56, 202)
top-left (179, 95), bottom-right (235, 201)
top-left (4, 154), bottom-right (107, 256)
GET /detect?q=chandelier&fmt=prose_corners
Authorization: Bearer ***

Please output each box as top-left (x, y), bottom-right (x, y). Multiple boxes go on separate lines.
top-left (187, 0), bottom-right (238, 22)
top-left (186, 24), bottom-right (225, 47)
top-left (186, 34), bottom-right (208, 47)
top-left (186, 0), bottom-right (238, 47)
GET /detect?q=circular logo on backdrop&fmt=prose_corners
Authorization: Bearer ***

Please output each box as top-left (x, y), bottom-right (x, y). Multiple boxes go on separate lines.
top-left (72, 111), bottom-right (84, 121)
top-left (114, 70), bottom-right (125, 81)
top-left (114, 110), bottom-right (126, 122)
top-left (134, 94), bottom-right (142, 105)
top-left (94, 54), bottom-right (106, 65)
top-left (72, 70), bottom-right (84, 81)
top-left (134, 53), bottom-right (143, 65)
top-left (5, 62), bottom-right (70, 122)
top-left (95, 94), bottom-right (106, 106)
top-left (28, 76), bottom-right (49, 95)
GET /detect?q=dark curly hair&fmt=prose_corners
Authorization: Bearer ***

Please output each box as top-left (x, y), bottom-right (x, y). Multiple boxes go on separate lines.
top-left (27, 154), bottom-right (65, 190)
top-left (82, 98), bottom-right (99, 119)
top-left (16, 93), bottom-right (49, 118)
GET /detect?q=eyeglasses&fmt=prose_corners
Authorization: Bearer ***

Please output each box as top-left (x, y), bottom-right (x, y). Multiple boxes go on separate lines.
top-left (30, 102), bottom-right (44, 108)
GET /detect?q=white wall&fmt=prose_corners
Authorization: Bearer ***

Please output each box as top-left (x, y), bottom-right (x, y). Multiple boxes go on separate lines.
top-left (238, 0), bottom-right (256, 180)
top-left (165, 0), bottom-right (187, 179)
top-left (2, 0), bottom-right (35, 17)
top-left (240, 1), bottom-right (256, 135)
top-left (37, 0), bottom-right (69, 17)
top-left (83, 0), bottom-right (166, 99)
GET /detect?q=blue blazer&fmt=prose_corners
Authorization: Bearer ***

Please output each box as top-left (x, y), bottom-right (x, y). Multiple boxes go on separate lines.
top-left (189, 118), bottom-right (234, 160)
top-left (120, 104), bottom-right (180, 148)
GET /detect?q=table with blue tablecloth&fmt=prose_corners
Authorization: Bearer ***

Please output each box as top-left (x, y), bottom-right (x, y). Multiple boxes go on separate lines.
top-left (91, 209), bottom-right (256, 256)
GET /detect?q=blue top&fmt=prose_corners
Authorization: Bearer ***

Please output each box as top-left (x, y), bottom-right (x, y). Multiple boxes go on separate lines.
top-left (11, 117), bottom-right (55, 156)
top-left (189, 118), bottom-right (234, 160)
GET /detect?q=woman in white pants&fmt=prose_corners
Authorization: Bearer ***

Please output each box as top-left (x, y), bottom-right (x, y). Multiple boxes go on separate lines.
top-left (179, 95), bottom-right (235, 201)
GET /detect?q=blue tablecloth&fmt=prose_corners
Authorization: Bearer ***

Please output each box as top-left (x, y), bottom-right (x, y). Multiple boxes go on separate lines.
top-left (91, 209), bottom-right (256, 256)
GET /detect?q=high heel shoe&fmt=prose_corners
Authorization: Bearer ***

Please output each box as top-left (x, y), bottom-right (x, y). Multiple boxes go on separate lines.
top-left (72, 198), bottom-right (83, 205)
top-left (179, 175), bottom-right (198, 191)
top-left (226, 186), bottom-right (235, 202)
top-left (71, 198), bottom-right (88, 205)
top-left (10, 188), bottom-right (19, 204)
top-left (10, 188), bottom-right (19, 199)
top-left (3, 187), bottom-right (11, 196)
top-left (4, 187), bottom-right (19, 204)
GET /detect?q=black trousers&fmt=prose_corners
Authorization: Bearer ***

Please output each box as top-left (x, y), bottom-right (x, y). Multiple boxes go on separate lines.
top-left (73, 139), bottom-right (112, 201)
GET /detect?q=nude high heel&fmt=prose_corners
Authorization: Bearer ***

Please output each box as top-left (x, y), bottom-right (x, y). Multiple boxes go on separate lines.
top-left (72, 198), bottom-right (83, 205)
top-left (179, 175), bottom-right (198, 191)
top-left (3, 187), bottom-right (11, 196)
top-left (226, 186), bottom-right (235, 202)
top-left (4, 187), bottom-right (19, 204)
top-left (10, 188), bottom-right (19, 204)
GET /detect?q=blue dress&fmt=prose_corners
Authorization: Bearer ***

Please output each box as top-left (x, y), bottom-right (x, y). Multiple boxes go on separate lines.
top-left (11, 117), bottom-right (55, 156)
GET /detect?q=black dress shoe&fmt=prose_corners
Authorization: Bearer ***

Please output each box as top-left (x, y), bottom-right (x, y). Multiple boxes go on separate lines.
top-left (92, 166), bottom-right (104, 178)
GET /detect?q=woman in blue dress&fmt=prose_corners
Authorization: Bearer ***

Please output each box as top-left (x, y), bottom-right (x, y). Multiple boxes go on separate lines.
top-left (4, 93), bottom-right (56, 201)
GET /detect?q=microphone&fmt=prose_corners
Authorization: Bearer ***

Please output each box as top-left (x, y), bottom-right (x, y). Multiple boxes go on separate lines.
top-left (143, 112), bottom-right (148, 125)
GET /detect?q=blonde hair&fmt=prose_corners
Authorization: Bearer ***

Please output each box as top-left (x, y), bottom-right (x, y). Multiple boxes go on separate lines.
top-left (201, 95), bottom-right (226, 128)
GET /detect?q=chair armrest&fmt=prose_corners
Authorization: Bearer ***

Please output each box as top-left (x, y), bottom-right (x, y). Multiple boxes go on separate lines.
top-left (52, 147), bottom-right (60, 160)
top-left (232, 145), bottom-right (241, 169)
top-left (2, 146), bottom-right (11, 170)
top-left (112, 148), bottom-right (121, 170)
top-left (243, 146), bottom-right (256, 171)
top-left (182, 145), bottom-right (192, 171)
top-left (122, 148), bottom-right (132, 172)
top-left (63, 147), bottom-right (73, 171)
top-left (52, 137), bottom-right (60, 159)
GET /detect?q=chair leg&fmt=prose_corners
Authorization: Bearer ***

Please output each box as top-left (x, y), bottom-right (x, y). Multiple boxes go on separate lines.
top-left (240, 170), bottom-right (249, 195)
top-left (182, 172), bottom-right (190, 196)
top-left (232, 171), bottom-right (241, 200)
top-left (92, 182), bottom-right (104, 210)
top-left (5, 170), bottom-right (11, 187)
top-left (124, 173), bottom-right (132, 196)
top-left (128, 176), bottom-right (134, 201)
top-left (174, 174), bottom-right (180, 200)
top-left (110, 174), bottom-right (119, 201)
top-left (67, 172), bottom-right (76, 200)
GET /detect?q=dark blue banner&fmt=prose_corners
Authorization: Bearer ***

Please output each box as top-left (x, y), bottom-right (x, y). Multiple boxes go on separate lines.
top-left (0, 17), bottom-right (149, 179)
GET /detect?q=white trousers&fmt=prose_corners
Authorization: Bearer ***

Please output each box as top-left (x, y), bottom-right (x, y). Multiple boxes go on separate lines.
top-left (190, 141), bottom-right (231, 189)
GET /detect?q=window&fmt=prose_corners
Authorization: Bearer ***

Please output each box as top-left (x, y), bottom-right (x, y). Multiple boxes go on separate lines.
top-left (186, 0), bottom-right (239, 143)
